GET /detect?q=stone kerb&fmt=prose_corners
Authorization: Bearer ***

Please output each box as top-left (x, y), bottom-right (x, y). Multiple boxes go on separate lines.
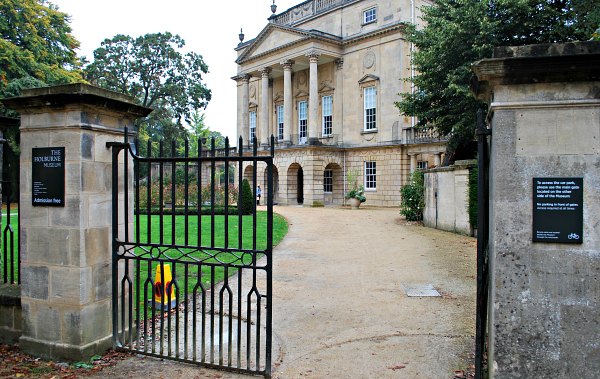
top-left (1, 84), bottom-right (151, 361)
top-left (472, 41), bottom-right (600, 378)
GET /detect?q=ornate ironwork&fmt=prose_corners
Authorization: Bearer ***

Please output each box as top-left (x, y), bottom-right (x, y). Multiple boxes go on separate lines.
top-left (110, 131), bottom-right (275, 378)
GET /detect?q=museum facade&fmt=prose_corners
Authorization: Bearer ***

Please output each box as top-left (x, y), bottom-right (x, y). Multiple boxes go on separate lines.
top-left (233, 0), bottom-right (445, 206)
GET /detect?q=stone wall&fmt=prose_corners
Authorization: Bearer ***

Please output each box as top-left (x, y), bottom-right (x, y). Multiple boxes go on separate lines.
top-left (242, 145), bottom-right (406, 207)
top-left (0, 284), bottom-right (21, 344)
top-left (423, 160), bottom-right (474, 235)
top-left (1, 84), bottom-right (151, 361)
top-left (473, 41), bottom-right (600, 378)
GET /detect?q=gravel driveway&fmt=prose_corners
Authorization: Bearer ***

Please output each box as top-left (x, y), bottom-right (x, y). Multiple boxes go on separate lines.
top-left (90, 206), bottom-right (476, 379)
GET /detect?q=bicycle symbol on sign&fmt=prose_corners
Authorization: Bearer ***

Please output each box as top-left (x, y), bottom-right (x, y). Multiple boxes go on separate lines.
top-left (567, 233), bottom-right (580, 240)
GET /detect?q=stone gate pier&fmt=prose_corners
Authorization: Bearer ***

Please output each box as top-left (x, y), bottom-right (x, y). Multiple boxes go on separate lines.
top-left (2, 84), bottom-right (151, 360)
top-left (473, 41), bottom-right (600, 377)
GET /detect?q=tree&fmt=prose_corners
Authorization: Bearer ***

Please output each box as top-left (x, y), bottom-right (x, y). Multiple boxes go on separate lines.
top-left (396, 0), bottom-right (600, 160)
top-left (84, 32), bottom-right (211, 145)
top-left (240, 179), bottom-right (254, 215)
top-left (0, 0), bottom-right (83, 147)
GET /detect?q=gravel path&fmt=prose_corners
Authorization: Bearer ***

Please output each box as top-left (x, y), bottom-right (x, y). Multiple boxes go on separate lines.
top-left (90, 206), bottom-right (476, 379)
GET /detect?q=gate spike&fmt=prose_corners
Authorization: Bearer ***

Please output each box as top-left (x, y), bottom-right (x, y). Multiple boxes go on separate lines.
top-left (270, 135), bottom-right (275, 156)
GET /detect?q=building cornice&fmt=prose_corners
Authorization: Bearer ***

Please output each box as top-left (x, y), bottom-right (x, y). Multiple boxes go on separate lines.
top-left (472, 41), bottom-right (600, 102)
top-left (236, 21), bottom-right (406, 66)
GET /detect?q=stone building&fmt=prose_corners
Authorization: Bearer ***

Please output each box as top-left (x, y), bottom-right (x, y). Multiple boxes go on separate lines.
top-left (233, 0), bottom-right (446, 206)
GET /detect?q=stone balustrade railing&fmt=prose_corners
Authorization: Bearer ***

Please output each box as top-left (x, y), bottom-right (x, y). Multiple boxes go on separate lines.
top-left (271, 0), bottom-right (351, 25)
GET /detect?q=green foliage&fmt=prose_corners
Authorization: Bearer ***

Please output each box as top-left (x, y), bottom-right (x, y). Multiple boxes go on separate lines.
top-left (137, 206), bottom-right (241, 216)
top-left (396, 0), bottom-right (600, 155)
top-left (240, 179), bottom-right (254, 215)
top-left (400, 171), bottom-right (425, 221)
top-left (71, 355), bottom-right (102, 369)
top-left (345, 186), bottom-right (366, 203)
top-left (84, 32), bottom-right (211, 144)
top-left (468, 166), bottom-right (478, 228)
top-left (345, 168), bottom-right (366, 203)
top-left (0, 0), bottom-right (83, 104)
top-left (137, 181), bottom-right (238, 209)
top-left (0, 0), bottom-right (83, 150)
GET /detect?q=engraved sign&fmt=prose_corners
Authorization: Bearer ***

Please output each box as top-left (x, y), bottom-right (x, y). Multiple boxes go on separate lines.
top-left (532, 177), bottom-right (583, 243)
top-left (32, 147), bottom-right (65, 206)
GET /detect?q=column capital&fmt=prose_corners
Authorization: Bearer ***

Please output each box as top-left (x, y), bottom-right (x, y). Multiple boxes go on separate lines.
top-left (335, 58), bottom-right (344, 70)
top-left (232, 73), bottom-right (251, 83)
top-left (280, 59), bottom-right (295, 70)
top-left (306, 50), bottom-right (321, 62)
top-left (260, 67), bottom-right (272, 77)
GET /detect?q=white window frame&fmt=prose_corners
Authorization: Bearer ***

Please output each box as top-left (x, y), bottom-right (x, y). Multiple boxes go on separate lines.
top-left (417, 161), bottom-right (428, 170)
top-left (324, 169), bottom-right (333, 193)
top-left (249, 110), bottom-right (257, 142)
top-left (298, 100), bottom-right (307, 144)
top-left (276, 104), bottom-right (284, 141)
top-left (365, 161), bottom-right (376, 190)
top-left (322, 95), bottom-right (333, 136)
top-left (363, 87), bottom-right (377, 131)
top-left (363, 7), bottom-right (377, 24)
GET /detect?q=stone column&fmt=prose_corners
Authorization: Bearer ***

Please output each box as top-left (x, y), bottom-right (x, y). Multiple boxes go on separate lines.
top-left (434, 153), bottom-right (442, 167)
top-left (281, 60), bottom-right (294, 144)
top-left (1, 84), bottom-right (151, 361)
top-left (307, 52), bottom-right (320, 144)
top-left (260, 68), bottom-right (271, 147)
top-left (240, 74), bottom-right (250, 143)
top-left (409, 154), bottom-right (417, 173)
top-left (302, 154), bottom-right (324, 207)
top-left (334, 59), bottom-right (344, 141)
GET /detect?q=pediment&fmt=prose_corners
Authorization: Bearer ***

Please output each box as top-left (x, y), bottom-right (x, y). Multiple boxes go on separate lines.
top-left (237, 24), bottom-right (310, 63)
top-left (295, 90), bottom-right (309, 98)
top-left (319, 80), bottom-right (335, 92)
top-left (358, 74), bottom-right (380, 84)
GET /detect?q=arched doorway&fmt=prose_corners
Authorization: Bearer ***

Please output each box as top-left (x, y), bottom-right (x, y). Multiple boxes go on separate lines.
top-left (243, 165), bottom-right (254, 184)
top-left (287, 163), bottom-right (304, 205)
top-left (323, 163), bottom-right (343, 205)
top-left (297, 167), bottom-right (304, 204)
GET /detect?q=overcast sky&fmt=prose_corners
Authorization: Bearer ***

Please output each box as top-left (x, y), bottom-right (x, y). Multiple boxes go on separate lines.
top-left (51, 0), bottom-right (301, 141)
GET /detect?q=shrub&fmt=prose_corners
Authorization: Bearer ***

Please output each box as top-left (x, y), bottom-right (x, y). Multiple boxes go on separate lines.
top-left (135, 206), bottom-right (240, 216)
top-left (240, 179), bottom-right (254, 215)
top-left (400, 170), bottom-right (425, 221)
top-left (345, 168), bottom-right (366, 203)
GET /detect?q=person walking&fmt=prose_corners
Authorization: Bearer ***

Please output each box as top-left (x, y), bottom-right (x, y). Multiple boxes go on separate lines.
top-left (256, 185), bottom-right (262, 205)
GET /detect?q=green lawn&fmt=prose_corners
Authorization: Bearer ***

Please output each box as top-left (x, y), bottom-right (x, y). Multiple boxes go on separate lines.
top-left (122, 212), bottom-right (289, 314)
top-left (1, 212), bottom-right (288, 303)
top-left (0, 212), bottom-right (19, 284)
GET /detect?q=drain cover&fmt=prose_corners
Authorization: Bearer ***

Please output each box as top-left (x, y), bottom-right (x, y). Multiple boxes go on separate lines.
top-left (403, 284), bottom-right (441, 297)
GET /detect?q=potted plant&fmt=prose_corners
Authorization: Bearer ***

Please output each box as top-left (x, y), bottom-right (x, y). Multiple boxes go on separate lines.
top-left (345, 169), bottom-right (366, 209)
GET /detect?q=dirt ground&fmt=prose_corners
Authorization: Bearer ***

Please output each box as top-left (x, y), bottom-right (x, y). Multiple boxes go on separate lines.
top-left (1, 206), bottom-right (476, 379)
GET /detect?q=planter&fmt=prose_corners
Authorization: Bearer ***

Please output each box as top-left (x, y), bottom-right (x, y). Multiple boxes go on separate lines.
top-left (349, 197), bottom-right (361, 209)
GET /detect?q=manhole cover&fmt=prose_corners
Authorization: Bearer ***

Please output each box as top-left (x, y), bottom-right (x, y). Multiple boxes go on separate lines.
top-left (403, 284), bottom-right (441, 297)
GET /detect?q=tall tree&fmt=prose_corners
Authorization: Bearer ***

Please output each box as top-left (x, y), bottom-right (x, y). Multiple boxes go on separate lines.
top-left (84, 32), bottom-right (212, 144)
top-left (0, 0), bottom-right (83, 150)
top-left (396, 0), bottom-right (600, 160)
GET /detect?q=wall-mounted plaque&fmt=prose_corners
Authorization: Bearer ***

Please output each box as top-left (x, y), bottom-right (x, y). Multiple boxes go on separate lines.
top-left (32, 147), bottom-right (65, 206)
top-left (532, 177), bottom-right (583, 243)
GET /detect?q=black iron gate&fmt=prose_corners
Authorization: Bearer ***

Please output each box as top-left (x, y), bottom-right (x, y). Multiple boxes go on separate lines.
top-left (0, 120), bottom-right (20, 286)
top-left (109, 131), bottom-right (274, 378)
top-left (475, 109), bottom-right (491, 379)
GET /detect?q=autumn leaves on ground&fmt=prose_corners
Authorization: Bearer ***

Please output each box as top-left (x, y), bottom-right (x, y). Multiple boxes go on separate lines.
top-left (0, 344), bottom-right (131, 379)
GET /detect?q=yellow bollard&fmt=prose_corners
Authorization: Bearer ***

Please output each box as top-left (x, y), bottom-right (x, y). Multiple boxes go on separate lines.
top-left (152, 264), bottom-right (176, 310)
